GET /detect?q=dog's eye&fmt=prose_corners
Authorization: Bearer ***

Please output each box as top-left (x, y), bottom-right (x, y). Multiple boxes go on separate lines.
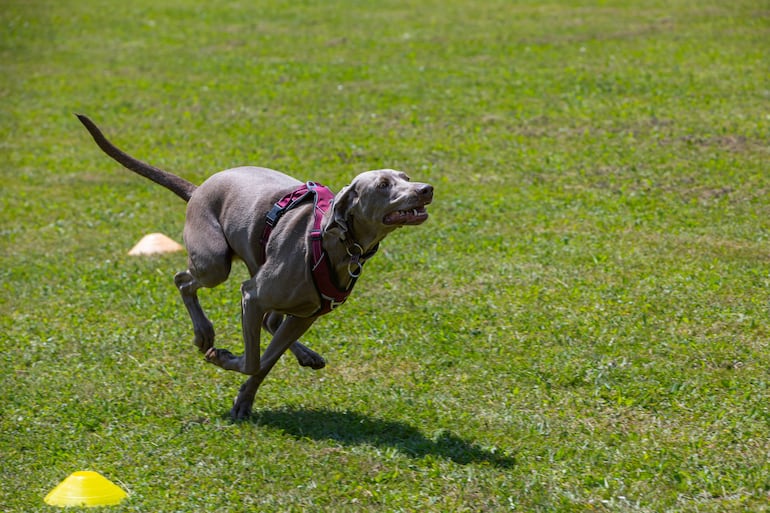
top-left (377, 180), bottom-right (390, 189)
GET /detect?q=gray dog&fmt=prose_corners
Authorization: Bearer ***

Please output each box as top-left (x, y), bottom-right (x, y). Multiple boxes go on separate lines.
top-left (77, 115), bottom-right (433, 419)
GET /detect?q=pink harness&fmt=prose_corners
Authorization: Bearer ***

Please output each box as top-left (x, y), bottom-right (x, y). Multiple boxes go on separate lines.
top-left (259, 182), bottom-right (377, 316)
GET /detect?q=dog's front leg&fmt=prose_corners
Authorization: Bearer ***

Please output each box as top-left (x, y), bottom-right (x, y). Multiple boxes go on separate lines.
top-left (204, 279), bottom-right (264, 375)
top-left (264, 312), bottom-right (326, 370)
top-left (231, 314), bottom-right (317, 420)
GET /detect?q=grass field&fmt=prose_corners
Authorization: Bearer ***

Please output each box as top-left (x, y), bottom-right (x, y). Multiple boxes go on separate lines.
top-left (2, 0), bottom-right (770, 511)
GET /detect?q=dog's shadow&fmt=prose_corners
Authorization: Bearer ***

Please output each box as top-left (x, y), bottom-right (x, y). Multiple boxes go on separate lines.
top-left (246, 407), bottom-right (515, 468)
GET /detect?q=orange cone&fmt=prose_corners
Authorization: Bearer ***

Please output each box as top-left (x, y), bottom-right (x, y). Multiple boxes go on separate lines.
top-left (128, 233), bottom-right (184, 256)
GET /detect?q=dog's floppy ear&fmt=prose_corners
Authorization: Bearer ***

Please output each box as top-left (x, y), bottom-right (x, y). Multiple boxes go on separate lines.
top-left (330, 184), bottom-right (358, 238)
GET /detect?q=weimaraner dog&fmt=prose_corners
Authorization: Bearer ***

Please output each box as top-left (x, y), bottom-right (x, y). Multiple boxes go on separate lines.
top-left (77, 115), bottom-right (433, 419)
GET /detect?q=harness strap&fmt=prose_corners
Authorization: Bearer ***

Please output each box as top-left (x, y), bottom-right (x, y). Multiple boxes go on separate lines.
top-left (310, 230), bottom-right (348, 313)
top-left (258, 184), bottom-right (316, 265)
top-left (259, 181), bottom-right (376, 316)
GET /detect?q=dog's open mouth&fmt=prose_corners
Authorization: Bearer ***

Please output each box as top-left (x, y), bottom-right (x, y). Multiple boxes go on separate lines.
top-left (383, 206), bottom-right (429, 225)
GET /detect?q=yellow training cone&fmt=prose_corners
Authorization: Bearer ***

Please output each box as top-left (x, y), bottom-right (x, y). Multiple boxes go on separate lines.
top-left (44, 471), bottom-right (127, 507)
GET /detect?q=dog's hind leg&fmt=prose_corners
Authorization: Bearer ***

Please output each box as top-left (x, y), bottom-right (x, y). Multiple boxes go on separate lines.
top-left (204, 279), bottom-right (264, 374)
top-left (174, 270), bottom-right (216, 352)
top-left (176, 210), bottom-right (233, 354)
top-left (264, 312), bottom-right (326, 370)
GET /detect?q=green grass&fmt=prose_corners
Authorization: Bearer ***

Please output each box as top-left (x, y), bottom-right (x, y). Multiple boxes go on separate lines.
top-left (2, 0), bottom-right (770, 510)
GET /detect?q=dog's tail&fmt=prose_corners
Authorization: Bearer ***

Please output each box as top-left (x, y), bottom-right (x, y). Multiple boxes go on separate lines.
top-left (76, 114), bottom-right (198, 202)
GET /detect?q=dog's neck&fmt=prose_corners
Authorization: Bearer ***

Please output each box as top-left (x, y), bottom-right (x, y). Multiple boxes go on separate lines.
top-left (321, 215), bottom-right (386, 290)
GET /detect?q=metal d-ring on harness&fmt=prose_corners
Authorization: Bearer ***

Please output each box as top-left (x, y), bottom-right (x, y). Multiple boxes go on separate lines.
top-left (346, 242), bottom-right (365, 279)
top-left (259, 181), bottom-right (378, 316)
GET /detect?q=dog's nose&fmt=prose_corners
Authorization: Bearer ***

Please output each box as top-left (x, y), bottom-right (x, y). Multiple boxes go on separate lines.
top-left (418, 183), bottom-right (434, 202)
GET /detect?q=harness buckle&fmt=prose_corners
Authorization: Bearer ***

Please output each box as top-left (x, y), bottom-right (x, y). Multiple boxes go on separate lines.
top-left (265, 204), bottom-right (283, 227)
top-left (322, 294), bottom-right (346, 310)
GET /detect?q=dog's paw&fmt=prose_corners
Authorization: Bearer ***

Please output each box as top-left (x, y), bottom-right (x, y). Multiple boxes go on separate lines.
top-left (193, 319), bottom-right (215, 353)
top-left (230, 397), bottom-right (253, 421)
top-left (299, 353), bottom-right (326, 370)
top-left (205, 347), bottom-right (237, 369)
top-left (292, 344), bottom-right (326, 370)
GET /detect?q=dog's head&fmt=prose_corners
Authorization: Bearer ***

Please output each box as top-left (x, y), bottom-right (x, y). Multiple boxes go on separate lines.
top-left (330, 169), bottom-right (433, 245)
